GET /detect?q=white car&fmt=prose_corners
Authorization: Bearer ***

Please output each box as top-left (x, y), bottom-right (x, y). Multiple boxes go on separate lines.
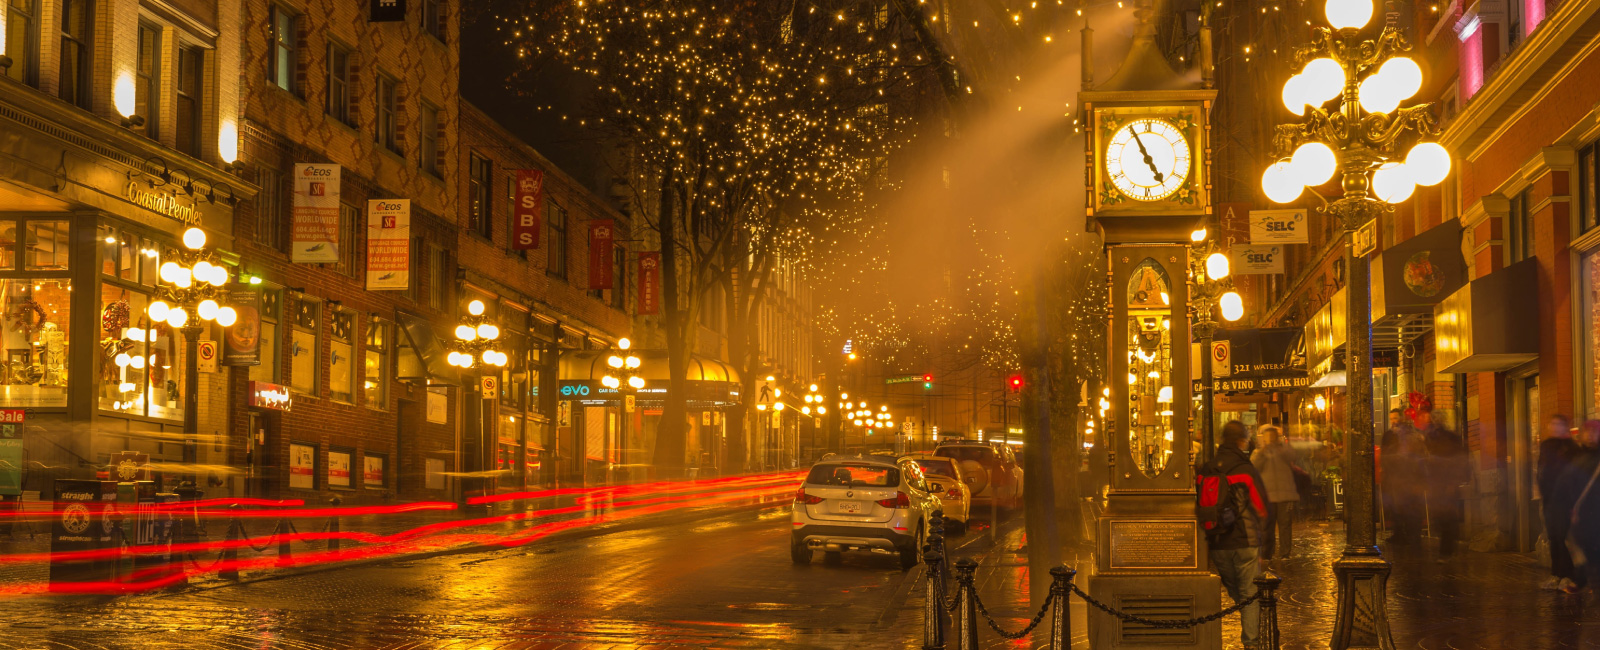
top-left (790, 455), bottom-right (940, 570)
top-left (934, 441), bottom-right (1024, 510)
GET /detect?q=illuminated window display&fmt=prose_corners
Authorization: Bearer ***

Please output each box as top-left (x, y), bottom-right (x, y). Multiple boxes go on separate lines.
top-left (1125, 259), bottom-right (1176, 477)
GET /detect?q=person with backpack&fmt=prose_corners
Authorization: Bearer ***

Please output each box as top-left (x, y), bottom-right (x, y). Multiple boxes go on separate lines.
top-left (1197, 420), bottom-right (1270, 649)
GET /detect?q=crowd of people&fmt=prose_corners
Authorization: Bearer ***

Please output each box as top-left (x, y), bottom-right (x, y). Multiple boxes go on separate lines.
top-left (1378, 404), bottom-right (1470, 561)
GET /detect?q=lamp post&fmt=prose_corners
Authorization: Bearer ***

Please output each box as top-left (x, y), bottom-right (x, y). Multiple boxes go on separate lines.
top-left (602, 339), bottom-right (643, 480)
top-left (147, 227), bottom-right (236, 484)
top-left (445, 299), bottom-right (508, 500)
top-left (1265, 1), bottom-right (1450, 646)
top-left (801, 383), bottom-right (825, 461)
top-left (1187, 226), bottom-right (1244, 462)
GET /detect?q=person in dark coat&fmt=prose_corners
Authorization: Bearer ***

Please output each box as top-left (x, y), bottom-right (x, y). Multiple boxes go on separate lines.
top-left (1380, 408), bottom-right (1425, 546)
top-left (1538, 415), bottom-right (1581, 591)
top-left (1418, 406), bottom-right (1468, 562)
top-left (1203, 421), bottom-right (1269, 649)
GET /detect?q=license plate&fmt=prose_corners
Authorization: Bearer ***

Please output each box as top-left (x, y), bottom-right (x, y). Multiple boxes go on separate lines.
top-left (837, 501), bottom-right (862, 514)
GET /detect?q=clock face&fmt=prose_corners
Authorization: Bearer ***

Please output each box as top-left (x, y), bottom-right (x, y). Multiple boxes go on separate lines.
top-left (1104, 118), bottom-right (1192, 202)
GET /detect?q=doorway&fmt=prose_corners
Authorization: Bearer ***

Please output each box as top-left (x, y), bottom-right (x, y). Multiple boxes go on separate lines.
top-left (1510, 370), bottom-right (1540, 552)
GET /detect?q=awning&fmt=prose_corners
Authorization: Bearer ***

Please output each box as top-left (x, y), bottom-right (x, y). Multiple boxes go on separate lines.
top-left (1435, 257), bottom-right (1540, 373)
top-left (1304, 287), bottom-right (1347, 372)
top-left (1372, 220), bottom-right (1467, 322)
top-left (1192, 327), bottom-right (1309, 393)
top-left (395, 311), bottom-right (462, 385)
top-left (556, 351), bottom-right (742, 408)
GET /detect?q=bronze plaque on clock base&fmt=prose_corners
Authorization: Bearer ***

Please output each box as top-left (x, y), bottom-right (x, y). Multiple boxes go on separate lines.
top-left (1108, 519), bottom-right (1199, 570)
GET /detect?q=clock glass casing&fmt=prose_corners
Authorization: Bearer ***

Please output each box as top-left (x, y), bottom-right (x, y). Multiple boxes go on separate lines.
top-left (1104, 118), bottom-right (1192, 202)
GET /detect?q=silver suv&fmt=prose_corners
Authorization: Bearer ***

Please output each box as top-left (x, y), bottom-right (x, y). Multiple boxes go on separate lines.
top-left (790, 455), bottom-right (939, 569)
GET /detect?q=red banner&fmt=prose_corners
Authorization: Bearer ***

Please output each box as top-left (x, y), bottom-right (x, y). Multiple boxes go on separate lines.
top-left (588, 219), bottom-right (614, 290)
top-left (638, 252), bottom-right (661, 315)
top-left (512, 170), bottom-right (543, 250)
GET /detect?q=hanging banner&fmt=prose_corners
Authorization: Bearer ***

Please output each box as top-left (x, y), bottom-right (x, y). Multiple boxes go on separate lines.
top-left (291, 163), bottom-right (341, 263)
top-left (1250, 209), bottom-right (1309, 244)
top-left (638, 252), bottom-right (661, 315)
top-left (369, 0), bottom-right (405, 22)
top-left (588, 220), bottom-right (614, 290)
top-left (223, 285), bottom-right (261, 366)
top-left (365, 199), bottom-right (410, 290)
top-left (512, 170), bottom-right (543, 250)
top-left (1229, 244), bottom-right (1285, 274)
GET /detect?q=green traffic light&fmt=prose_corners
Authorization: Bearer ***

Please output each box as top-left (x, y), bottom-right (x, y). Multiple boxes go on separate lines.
top-left (923, 382), bottom-right (932, 390)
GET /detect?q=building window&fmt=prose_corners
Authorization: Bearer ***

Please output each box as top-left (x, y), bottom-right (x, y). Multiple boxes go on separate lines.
top-left (99, 281), bottom-right (182, 420)
top-left (329, 309), bottom-right (354, 402)
top-left (175, 45), bottom-right (202, 157)
top-left (289, 296), bottom-right (320, 395)
top-left (504, 172), bottom-right (525, 259)
top-left (1583, 248), bottom-right (1600, 420)
top-left (5, 0), bottom-right (38, 86)
top-left (1510, 189), bottom-right (1533, 263)
top-left (1580, 141), bottom-right (1599, 236)
top-left (422, 0), bottom-right (444, 41)
top-left (501, 328), bottom-right (527, 410)
top-left (363, 452), bottom-right (386, 488)
top-left (469, 153), bottom-right (493, 239)
top-left (268, 5), bottom-right (296, 93)
top-left (328, 447), bottom-right (353, 488)
top-left (249, 286), bottom-right (282, 384)
top-left (0, 273), bottom-right (69, 408)
top-left (376, 74), bottom-right (398, 153)
top-left (427, 244), bottom-right (445, 310)
top-left (420, 103), bottom-right (440, 176)
top-left (135, 23), bottom-right (160, 138)
top-left (58, 0), bottom-right (90, 109)
top-left (547, 201), bottom-right (567, 279)
top-left (365, 317), bottom-right (389, 408)
top-left (255, 167), bottom-right (285, 250)
top-left (25, 220), bottom-right (68, 271)
top-left (289, 442), bottom-right (316, 489)
top-left (337, 202), bottom-right (360, 278)
top-left (326, 41), bottom-right (350, 125)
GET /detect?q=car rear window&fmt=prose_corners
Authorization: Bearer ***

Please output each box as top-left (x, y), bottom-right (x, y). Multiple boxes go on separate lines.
top-left (935, 446), bottom-right (995, 464)
top-left (914, 459), bottom-right (958, 478)
top-left (806, 464), bottom-right (899, 487)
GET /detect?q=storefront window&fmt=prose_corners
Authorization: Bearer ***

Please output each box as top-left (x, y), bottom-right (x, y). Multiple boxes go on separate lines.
top-left (365, 318), bottom-right (390, 408)
top-left (0, 279), bottom-right (70, 407)
top-left (1586, 249), bottom-right (1600, 421)
top-left (289, 442), bottom-right (316, 490)
top-left (249, 288), bottom-right (282, 383)
top-left (98, 283), bottom-right (182, 419)
top-left (329, 309), bottom-right (354, 402)
top-left (0, 220), bottom-right (19, 270)
top-left (289, 296), bottom-right (320, 395)
top-left (527, 345), bottom-right (545, 414)
top-left (27, 220), bottom-right (69, 271)
top-left (328, 447), bottom-right (352, 488)
top-left (98, 226), bottom-right (161, 284)
top-left (363, 453), bottom-right (385, 488)
top-left (502, 330), bottom-right (527, 410)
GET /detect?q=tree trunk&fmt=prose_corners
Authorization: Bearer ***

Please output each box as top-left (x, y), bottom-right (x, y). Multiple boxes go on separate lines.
top-left (725, 274), bottom-right (753, 473)
top-left (1017, 268), bottom-right (1061, 607)
top-left (651, 170), bottom-right (688, 474)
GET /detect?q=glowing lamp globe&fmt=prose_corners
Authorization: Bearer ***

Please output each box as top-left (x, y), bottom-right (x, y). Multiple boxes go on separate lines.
top-left (115, 353), bottom-right (131, 367)
top-left (608, 355), bottom-right (624, 368)
top-left (1325, 0), bottom-right (1373, 30)
top-left (217, 307), bottom-right (238, 327)
top-left (159, 262), bottom-right (180, 284)
top-left (167, 307), bottom-right (189, 328)
top-left (625, 355), bottom-right (641, 369)
top-left (1291, 142), bottom-right (1338, 187)
top-left (182, 227), bottom-right (207, 250)
top-left (618, 338), bottom-right (632, 350)
top-left (1191, 227), bottom-right (1208, 242)
top-left (1281, 75), bottom-right (1313, 116)
top-left (147, 300), bottom-right (171, 322)
top-left (447, 351), bottom-right (462, 367)
top-left (1220, 292), bottom-right (1245, 321)
top-left (172, 268), bottom-right (193, 289)
top-left (1206, 252), bottom-right (1231, 281)
top-left (467, 300), bottom-right (485, 316)
top-left (1262, 161), bottom-right (1304, 203)
top-left (1372, 163), bottom-right (1416, 203)
top-left (208, 266), bottom-right (228, 286)
top-left (1380, 57), bottom-right (1423, 103)
top-left (476, 323), bottom-right (500, 340)
top-left (628, 376), bottom-right (645, 389)
top-left (1358, 68), bottom-right (1406, 114)
top-left (455, 325), bottom-right (477, 341)
top-left (1300, 58), bottom-right (1345, 104)
top-left (197, 299), bottom-right (220, 321)
top-left (480, 350), bottom-right (495, 365)
top-left (1405, 142), bottom-right (1451, 186)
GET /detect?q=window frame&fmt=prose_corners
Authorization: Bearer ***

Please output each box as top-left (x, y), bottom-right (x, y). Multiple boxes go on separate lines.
top-left (420, 102), bottom-right (440, 176)
top-left (468, 153), bottom-right (493, 240)
top-left (248, 285), bottom-right (283, 384)
top-left (1579, 140), bottom-right (1599, 237)
top-left (135, 22), bottom-right (161, 139)
top-left (546, 200), bottom-right (567, 280)
top-left (325, 40), bottom-right (351, 125)
top-left (364, 317), bottom-right (391, 409)
top-left (1510, 189), bottom-right (1533, 264)
top-left (422, 0), bottom-right (444, 42)
top-left (375, 73), bottom-right (399, 154)
top-left (254, 166), bottom-right (286, 251)
top-left (174, 44), bottom-right (203, 157)
top-left (267, 5), bottom-right (297, 94)
top-left (288, 295), bottom-right (322, 396)
top-left (328, 308), bottom-right (356, 403)
top-left (5, 0), bottom-right (40, 87)
top-left (57, 0), bottom-right (92, 109)
top-left (337, 202), bottom-right (361, 279)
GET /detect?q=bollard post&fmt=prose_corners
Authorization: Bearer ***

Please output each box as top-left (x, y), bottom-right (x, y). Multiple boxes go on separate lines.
top-left (953, 558), bottom-right (979, 650)
top-left (108, 511), bottom-right (127, 584)
top-left (220, 504), bottom-right (241, 580)
top-left (1049, 565), bottom-right (1076, 650)
top-left (1255, 570), bottom-right (1282, 650)
top-left (326, 496), bottom-right (342, 554)
top-left (922, 545), bottom-right (946, 650)
top-left (274, 517), bottom-right (293, 567)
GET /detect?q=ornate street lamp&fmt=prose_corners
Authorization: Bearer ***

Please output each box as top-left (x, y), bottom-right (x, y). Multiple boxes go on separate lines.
top-left (147, 227), bottom-right (235, 481)
top-left (1265, 1), bottom-right (1450, 646)
top-left (446, 300), bottom-right (508, 370)
top-left (1188, 227), bottom-right (1243, 461)
top-left (601, 338), bottom-right (644, 478)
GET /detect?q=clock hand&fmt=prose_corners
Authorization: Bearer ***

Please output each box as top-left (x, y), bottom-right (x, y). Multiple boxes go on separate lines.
top-left (1128, 127), bottom-right (1165, 184)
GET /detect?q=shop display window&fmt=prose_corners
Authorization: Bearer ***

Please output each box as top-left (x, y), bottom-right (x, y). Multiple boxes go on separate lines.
top-left (0, 279), bottom-right (70, 407)
top-left (329, 309), bottom-right (354, 402)
top-left (289, 442), bottom-right (316, 490)
top-left (26, 220), bottom-right (69, 271)
top-left (501, 330), bottom-right (527, 410)
top-left (1586, 249), bottom-right (1600, 421)
top-left (249, 288), bottom-right (282, 384)
top-left (289, 296), bottom-right (320, 395)
top-left (363, 453), bottom-right (385, 487)
top-left (328, 447), bottom-right (352, 488)
top-left (98, 283), bottom-right (183, 420)
top-left (364, 318), bottom-right (389, 408)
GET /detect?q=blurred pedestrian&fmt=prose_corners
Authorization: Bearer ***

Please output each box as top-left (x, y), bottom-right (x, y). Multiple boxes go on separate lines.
top-left (1201, 421), bottom-right (1268, 649)
top-left (1539, 415), bottom-right (1580, 591)
top-left (1555, 421), bottom-right (1600, 593)
top-left (1382, 410), bottom-right (1426, 546)
top-left (1418, 405), bottom-right (1468, 562)
top-left (1253, 425), bottom-right (1300, 561)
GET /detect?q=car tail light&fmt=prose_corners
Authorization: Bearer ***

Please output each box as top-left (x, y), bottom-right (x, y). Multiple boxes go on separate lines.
top-left (946, 487), bottom-right (962, 499)
top-left (794, 484), bottom-right (823, 505)
top-left (876, 491), bottom-right (911, 509)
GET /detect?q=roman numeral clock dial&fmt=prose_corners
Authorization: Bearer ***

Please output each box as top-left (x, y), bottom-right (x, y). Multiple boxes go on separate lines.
top-left (1104, 118), bottom-right (1192, 202)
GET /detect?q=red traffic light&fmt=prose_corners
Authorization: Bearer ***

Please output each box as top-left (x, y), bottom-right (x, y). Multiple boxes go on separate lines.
top-left (922, 373), bottom-right (933, 382)
top-left (1008, 375), bottom-right (1023, 391)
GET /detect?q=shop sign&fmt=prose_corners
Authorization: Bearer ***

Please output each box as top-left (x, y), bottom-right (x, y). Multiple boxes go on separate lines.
top-left (1229, 245), bottom-right (1284, 274)
top-left (638, 252), bottom-right (661, 315)
top-left (512, 170), bottom-right (544, 250)
top-left (291, 163), bottom-right (341, 263)
top-left (366, 199), bottom-right (411, 290)
top-left (223, 286), bottom-right (262, 366)
top-left (1249, 209), bottom-right (1308, 244)
top-left (109, 451), bottom-right (150, 482)
top-left (425, 387), bottom-right (448, 423)
top-left (249, 381), bottom-right (292, 411)
top-left (369, 0), bottom-right (406, 22)
top-left (0, 410), bottom-right (24, 424)
top-left (124, 182), bottom-right (200, 225)
top-left (197, 340), bottom-right (218, 373)
top-left (289, 443), bottom-right (315, 490)
top-left (1198, 376), bottom-right (1313, 393)
top-left (588, 220), bottom-right (614, 290)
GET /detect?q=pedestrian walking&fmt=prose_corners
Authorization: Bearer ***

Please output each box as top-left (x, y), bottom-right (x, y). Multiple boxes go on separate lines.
top-left (1200, 421), bottom-right (1269, 649)
top-left (1252, 424), bottom-right (1300, 561)
top-left (1417, 404), bottom-right (1468, 562)
top-left (1554, 421), bottom-right (1600, 592)
top-left (1381, 410), bottom-right (1426, 546)
top-left (1538, 414), bottom-right (1581, 591)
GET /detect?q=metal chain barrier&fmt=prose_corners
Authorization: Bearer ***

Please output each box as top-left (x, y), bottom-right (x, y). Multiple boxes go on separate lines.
top-left (970, 584), bottom-right (1055, 639)
top-left (1068, 582), bottom-right (1263, 629)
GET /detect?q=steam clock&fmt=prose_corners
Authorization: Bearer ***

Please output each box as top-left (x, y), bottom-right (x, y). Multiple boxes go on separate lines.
top-left (1080, 6), bottom-right (1222, 649)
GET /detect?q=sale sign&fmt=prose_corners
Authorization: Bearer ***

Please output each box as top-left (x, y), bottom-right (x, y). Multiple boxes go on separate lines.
top-left (291, 163), bottom-right (341, 263)
top-left (638, 252), bottom-right (661, 315)
top-left (588, 219), bottom-right (614, 290)
top-left (512, 170), bottom-right (543, 250)
top-left (366, 199), bottom-right (411, 290)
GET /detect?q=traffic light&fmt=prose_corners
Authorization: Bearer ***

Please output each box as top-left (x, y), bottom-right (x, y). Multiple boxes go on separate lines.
top-left (923, 373), bottom-right (933, 390)
top-left (1009, 375), bottom-right (1023, 392)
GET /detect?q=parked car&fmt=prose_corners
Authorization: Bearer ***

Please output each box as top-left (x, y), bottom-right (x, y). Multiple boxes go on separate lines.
top-left (934, 441), bottom-right (1024, 510)
top-left (903, 452), bottom-right (972, 534)
top-left (791, 454), bottom-right (940, 569)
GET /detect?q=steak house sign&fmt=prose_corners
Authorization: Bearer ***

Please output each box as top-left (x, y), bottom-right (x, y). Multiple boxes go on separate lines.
top-left (124, 181), bottom-right (201, 225)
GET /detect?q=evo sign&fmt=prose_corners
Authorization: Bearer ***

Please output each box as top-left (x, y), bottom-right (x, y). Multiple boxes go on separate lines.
top-left (1249, 209), bottom-right (1308, 244)
top-left (1230, 244), bottom-right (1284, 274)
